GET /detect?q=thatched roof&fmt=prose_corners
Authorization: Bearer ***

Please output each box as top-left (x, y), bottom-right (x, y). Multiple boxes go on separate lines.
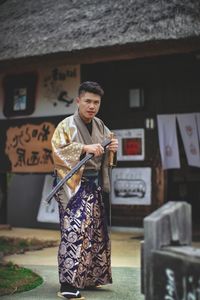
top-left (0, 0), bottom-right (200, 62)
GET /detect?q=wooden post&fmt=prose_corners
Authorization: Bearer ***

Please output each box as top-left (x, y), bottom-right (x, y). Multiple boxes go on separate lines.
top-left (0, 173), bottom-right (7, 224)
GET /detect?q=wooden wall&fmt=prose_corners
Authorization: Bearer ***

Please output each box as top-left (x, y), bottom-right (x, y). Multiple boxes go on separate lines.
top-left (1, 52), bottom-right (200, 227)
top-left (81, 53), bottom-right (200, 226)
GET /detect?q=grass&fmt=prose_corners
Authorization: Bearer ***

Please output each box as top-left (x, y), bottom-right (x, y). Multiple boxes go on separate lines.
top-left (0, 236), bottom-right (58, 256)
top-left (0, 236), bottom-right (58, 296)
top-left (0, 262), bottom-right (43, 296)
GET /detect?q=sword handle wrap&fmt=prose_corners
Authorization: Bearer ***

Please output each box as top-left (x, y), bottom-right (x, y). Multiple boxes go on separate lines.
top-left (108, 132), bottom-right (115, 167)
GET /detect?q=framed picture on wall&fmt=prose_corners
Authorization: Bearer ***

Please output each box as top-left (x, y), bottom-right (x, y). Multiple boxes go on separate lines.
top-left (113, 128), bottom-right (145, 161)
top-left (3, 72), bottom-right (37, 117)
top-left (111, 167), bottom-right (152, 205)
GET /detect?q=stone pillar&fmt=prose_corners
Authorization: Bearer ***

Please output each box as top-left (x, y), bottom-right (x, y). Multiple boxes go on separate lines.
top-left (142, 201), bottom-right (192, 300)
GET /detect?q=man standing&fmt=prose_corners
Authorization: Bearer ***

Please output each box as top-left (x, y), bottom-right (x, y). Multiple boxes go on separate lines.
top-left (51, 81), bottom-right (118, 299)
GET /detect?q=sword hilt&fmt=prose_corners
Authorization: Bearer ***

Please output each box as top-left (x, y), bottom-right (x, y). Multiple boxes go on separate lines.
top-left (108, 132), bottom-right (115, 167)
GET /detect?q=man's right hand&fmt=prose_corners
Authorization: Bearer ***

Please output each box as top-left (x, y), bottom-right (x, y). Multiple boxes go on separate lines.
top-left (83, 144), bottom-right (104, 157)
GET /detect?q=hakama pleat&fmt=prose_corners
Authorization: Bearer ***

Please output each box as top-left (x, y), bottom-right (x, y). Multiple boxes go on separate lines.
top-left (58, 178), bottom-right (112, 289)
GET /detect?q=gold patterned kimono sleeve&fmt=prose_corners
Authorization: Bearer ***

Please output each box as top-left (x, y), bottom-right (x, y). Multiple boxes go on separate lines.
top-left (51, 120), bottom-right (84, 191)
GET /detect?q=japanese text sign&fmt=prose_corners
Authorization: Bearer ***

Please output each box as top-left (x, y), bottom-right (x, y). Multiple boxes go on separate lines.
top-left (5, 122), bottom-right (55, 172)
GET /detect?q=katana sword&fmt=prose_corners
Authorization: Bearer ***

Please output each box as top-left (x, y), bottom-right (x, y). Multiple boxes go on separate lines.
top-left (45, 138), bottom-right (112, 204)
top-left (108, 132), bottom-right (115, 231)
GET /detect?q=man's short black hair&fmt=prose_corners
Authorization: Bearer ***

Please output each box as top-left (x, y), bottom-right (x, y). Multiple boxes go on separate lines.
top-left (78, 81), bottom-right (104, 97)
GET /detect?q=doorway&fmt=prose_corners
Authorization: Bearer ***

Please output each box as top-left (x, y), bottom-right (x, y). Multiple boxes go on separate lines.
top-left (167, 168), bottom-right (200, 233)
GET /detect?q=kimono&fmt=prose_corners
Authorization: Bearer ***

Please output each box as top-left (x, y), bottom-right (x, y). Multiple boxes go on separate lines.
top-left (51, 110), bottom-right (113, 288)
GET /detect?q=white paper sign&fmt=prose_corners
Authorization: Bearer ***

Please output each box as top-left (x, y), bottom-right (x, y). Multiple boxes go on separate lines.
top-left (34, 64), bottom-right (80, 117)
top-left (111, 167), bottom-right (151, 205)
top-left (37, 175), bottom-right (59, 223)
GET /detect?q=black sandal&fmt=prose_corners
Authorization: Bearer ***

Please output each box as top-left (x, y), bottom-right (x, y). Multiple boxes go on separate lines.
top-left (57, 283), bottom-right (85, 299)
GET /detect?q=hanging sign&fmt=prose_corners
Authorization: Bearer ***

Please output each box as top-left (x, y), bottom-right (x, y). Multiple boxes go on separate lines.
top-left (37, 175), bottom-right (59, 223)
top-left (5, 122), bottom-right (55, 172)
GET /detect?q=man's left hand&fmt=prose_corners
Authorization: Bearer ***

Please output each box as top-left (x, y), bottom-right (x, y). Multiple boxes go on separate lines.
top-left (108, 138), bottom-right (118, 152)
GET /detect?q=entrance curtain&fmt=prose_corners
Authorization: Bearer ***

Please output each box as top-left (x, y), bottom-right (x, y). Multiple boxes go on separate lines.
top-left (177, 113), bottom-right (200, 168)
top-left (157, 114), bottom-right (180, 170)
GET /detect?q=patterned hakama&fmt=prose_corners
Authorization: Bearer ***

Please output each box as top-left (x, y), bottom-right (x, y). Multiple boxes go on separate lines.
top-left (58, 178), bottom-right (112, 289)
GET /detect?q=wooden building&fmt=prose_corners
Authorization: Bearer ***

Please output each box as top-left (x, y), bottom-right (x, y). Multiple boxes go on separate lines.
top-left (0, 0), bottom-right (200, 229)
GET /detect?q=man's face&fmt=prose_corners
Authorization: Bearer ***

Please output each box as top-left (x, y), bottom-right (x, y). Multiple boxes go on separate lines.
top-left (76, 92), bottom-right (101, 123)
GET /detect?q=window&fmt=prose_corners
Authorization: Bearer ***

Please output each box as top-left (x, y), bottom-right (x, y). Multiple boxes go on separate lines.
top-left (129, 88), bottom-right (144, 108)
top-left (3, 72), bottom-right (37, 117)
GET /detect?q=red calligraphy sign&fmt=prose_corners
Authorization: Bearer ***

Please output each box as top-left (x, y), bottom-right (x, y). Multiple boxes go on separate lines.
top-left (122, 138), bottom-right (142, 156)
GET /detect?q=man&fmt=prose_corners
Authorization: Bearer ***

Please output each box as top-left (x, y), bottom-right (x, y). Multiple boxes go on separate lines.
top-left (51, 81), bottom-right (118, 299)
